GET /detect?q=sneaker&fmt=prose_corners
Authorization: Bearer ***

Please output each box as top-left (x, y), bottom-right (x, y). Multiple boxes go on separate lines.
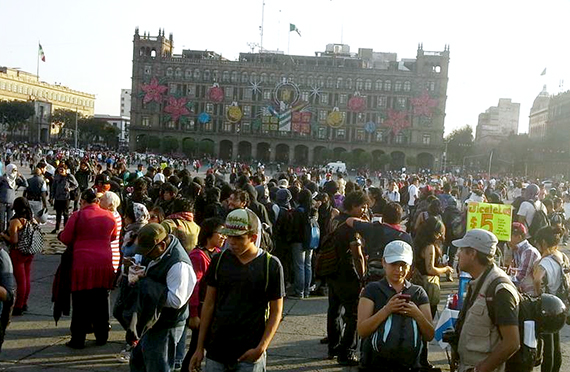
top-left (337, 352), bottom-right (358, 366)
top-left (117, 344), bottom-right (133, 363)
top-left (12, 308), bottom-right (24, 316)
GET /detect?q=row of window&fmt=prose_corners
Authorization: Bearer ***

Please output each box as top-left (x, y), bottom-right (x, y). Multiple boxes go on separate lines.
top-left (0, 81), bottom-right (93, 107)
top-left (139, 115), bottom-right (432, 145)
top-left (146, 65), bottom-right (436, 92)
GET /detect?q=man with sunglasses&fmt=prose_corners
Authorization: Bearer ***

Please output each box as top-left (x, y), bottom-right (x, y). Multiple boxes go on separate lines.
top-left (130, 223), bottom-right (197, 372)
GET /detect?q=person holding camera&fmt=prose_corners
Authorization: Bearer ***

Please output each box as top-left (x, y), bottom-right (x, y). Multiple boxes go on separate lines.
top-left (452, 229), bottom-right (520, 372)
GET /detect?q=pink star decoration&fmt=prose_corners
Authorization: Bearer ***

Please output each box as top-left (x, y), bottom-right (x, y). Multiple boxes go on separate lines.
top-left (411, 90), bottom-right (438, 117)
top-left (141, 77), bottom-right (168, 104)
top-left (164, 96), bottom-right (191, 122)
top-left (384, 109), bottom-right (410, 135)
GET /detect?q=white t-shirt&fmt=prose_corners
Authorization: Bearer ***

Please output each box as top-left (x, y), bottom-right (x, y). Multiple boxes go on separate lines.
top-left (539, 256), bottom-right (563, 295)
top-left (408, 184), bottom-right (419, 206)
top-left (517, 200), bottom-right (547, 227)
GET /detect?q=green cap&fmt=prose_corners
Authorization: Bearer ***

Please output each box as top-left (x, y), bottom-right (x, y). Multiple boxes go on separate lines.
top-left (136, 223), bottom-right (167, 253)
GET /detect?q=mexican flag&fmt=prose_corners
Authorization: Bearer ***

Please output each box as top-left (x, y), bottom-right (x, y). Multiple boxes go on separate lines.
top-left (39, 43), bottom-right (45, 62)
top-left (289, 23), bottom-right (301, 36)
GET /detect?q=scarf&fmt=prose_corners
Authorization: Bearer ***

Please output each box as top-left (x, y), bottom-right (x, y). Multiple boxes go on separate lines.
top-left (5, 164), bottom-right (18, 189)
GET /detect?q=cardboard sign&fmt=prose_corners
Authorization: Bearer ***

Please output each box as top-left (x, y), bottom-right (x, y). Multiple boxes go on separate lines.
top-left (466, 202), bottom-right (513, 241)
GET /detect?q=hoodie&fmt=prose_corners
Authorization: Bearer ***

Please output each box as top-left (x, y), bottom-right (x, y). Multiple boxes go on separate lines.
top-left (161, 212), bottom-right (200, 252)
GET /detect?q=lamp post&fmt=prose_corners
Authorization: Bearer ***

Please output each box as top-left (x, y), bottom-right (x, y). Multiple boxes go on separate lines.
top-left (74, 109), bottom-right (78, 148)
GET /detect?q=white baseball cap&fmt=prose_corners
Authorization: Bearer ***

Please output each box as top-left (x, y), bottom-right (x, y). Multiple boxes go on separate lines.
top-left (452, 228), bottom-right (498, 256)
top-left (383, 240), bottom-right (413, 266)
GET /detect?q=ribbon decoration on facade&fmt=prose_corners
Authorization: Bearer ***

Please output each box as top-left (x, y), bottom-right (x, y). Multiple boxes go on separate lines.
top-left (141, 77), bottom-right (168, 104)
top-left (411, 90), bottom-right (438, 117)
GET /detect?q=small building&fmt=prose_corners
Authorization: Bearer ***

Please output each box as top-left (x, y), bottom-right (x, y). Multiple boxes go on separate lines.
top-left (475, 98), bottom-right (520, 145)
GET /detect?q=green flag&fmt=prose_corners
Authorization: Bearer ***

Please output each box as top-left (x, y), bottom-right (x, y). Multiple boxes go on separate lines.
top-left (289, 23), bottom-right (301, 36)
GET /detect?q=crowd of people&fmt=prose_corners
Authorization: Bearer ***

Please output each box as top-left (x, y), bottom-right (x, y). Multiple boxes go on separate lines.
top-left (0, 142), bottom-right (569, 372)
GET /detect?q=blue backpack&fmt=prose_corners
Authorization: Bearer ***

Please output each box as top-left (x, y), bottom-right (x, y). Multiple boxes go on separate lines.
top-left (298, 207), bottom-right (320, 250)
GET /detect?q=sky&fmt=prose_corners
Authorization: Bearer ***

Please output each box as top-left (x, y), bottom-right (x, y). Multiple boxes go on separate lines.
top-left (2, 0), bottom-right (569, 135)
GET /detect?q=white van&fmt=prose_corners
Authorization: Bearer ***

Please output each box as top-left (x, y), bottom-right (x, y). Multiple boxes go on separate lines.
top-left (322, 161), bottom-right (347, 174)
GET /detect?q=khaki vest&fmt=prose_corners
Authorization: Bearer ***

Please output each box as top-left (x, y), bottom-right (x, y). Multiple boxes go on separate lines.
top-left (458, 265), bottom-right (519, 372)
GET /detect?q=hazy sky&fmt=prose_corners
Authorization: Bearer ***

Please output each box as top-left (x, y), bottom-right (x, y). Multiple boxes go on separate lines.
top-left (2, 0), bottom-right (569, 135)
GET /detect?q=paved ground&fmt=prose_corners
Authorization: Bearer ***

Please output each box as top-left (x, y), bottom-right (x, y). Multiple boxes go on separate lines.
top-left (0, 164), bottom-right (569, 371)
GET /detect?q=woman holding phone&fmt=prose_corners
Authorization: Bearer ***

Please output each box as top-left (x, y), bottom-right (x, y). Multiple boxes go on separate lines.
top-left (357, 241), bottom-right (434, 372)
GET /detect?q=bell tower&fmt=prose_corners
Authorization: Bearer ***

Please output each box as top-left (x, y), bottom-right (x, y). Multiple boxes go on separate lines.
top-left (133, 27), bottom-right (173, 61)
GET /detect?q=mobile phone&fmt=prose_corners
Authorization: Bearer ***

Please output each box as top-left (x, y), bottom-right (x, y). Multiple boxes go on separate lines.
top-left (399, 294), bottom-right (411, 302)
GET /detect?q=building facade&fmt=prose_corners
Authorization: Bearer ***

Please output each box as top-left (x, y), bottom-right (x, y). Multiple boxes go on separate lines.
top-left (528, 86), bottom-right (550, 139)
top-left (475, 98), bottom-right (520, 145)
top-left (94, 114), bottom-right (130, 147)
top-left (0, 67), bottom-right (95, 117)
top-left (129, 29), bottom-right (450, 170)
top-left (120, 89), bottom-right (131, 117)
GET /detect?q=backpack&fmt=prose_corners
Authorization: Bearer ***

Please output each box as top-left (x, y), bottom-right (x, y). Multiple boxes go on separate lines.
top-left (486, 277), bottom-right (540, 371)
top-left (443, 206), bottom-right (465, 242)
top-left (545, 254), bottom-right (570, 323)
top-left (363, 224), bottom-right (410, 285)
top-left (360, 283), bottom-right (423, 368)
top-left (17, 219), bottom-right (44, 255)
top-left (314, 222), bottom-right (345, 278)
top-left (297, 207), bottom-right (320, 250)
top-left (528, 201), bottom-right (550, 238)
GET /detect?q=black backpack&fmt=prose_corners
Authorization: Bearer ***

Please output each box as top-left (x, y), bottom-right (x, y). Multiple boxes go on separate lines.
top-left (528, 201), bottom-right (550, 238)
top-left (360, 283), bottom-right (423, 369)
top-left (486, 277), bottom-right (539, 371)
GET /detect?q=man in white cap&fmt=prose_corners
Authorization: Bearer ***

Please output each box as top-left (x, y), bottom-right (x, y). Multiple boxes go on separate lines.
top-left (452, 229), bottom-right (520, 372)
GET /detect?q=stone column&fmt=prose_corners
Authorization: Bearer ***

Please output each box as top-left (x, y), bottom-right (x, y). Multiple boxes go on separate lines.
top-left (252, 142), bottom-right (258, 161)
top-left (232, 141), bottom-right (238, 161)
top-left (288, 146), bottom-right (295, 164)
top-left (308, 145), bottom-right (315, 165)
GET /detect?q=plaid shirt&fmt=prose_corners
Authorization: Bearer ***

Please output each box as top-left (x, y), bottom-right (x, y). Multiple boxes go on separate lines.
top-left (513, 239), bottom-right (541, 294)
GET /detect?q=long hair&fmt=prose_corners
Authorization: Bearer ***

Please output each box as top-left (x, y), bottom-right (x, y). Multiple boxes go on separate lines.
top-left (13, 197), bottom-right (33, 221)
top-left (413, 216), bottom-right (445, 257)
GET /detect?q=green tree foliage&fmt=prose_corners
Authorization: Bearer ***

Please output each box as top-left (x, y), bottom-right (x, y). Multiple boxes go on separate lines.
top-left (378, 154), bottom-right (392, 170)
top-left (445, 125), bottom-right (474, 165)
top-left (147, 135), bottom-right (161, 150)
top-left (182, 139), bottom-right (196, 157)
top-left (340, 152), bottom-right (353, 166)
top-left (163, 137), bottom-right (179, 153)
top-left (406, 155), bottom-right (417, 167)
top-left (199, 140), bottom-right (214, 156)
top-left (76, 117), bottom-right (119, 147)
top-left (0, 100), bottom-right (35, 138)
top-left (358, 151), bottom-right (372, 167)
top-left (317, 148), bottom-right (332, 163)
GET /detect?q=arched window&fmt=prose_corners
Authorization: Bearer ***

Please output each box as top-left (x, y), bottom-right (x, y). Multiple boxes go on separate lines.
top-left (298, 75), bottom-right (305, 85)
top-left (139, 47), bottom-right (146, 56)
top-left (166, 67), bottom-right (174, 77)
top-left (326, 77), bottom-right (334, 88)
top-left (193, 69), bottom-right (201, 80)
top-left (269, 74), bottom-right (276, 83)
top-left (241, 72), bottom-right (249, 83)
top-left (375, 80), bottom-right (382, 90)
top-left (175, 68), bottom-right (182, 78)
top-left (364, 79), bottom-right (372, 90)
top-left (336, 77), bottom-right (343, 89)
top-left (318, 76), bottom-right (325, 87)
top-left (346, 78), bottom-right (353, 90)
top-left (356, 79), bottom-right (363, 90)
top-left (395, 81), bottom-right (402, 92)
top-left (261, 73), bottom-right (268, 83)
top-left (150, 49), bottom-right (157, 58)
top-left (307, 76), bottom-right (314, 86)
top-left (250, 72), bottom-right (257, 82)
top-left (222, 71), bottom-right (230, 82)
top-left (212, 70), bottom-right (219, 81)
top-left (185, 69), bottom-right (193, 80)
top-left (384, 80), bottom-right (391, 91)
top-left (203, 70), bottom-right (211, 81)
top-left (231, 71), bottom-right (238, 83)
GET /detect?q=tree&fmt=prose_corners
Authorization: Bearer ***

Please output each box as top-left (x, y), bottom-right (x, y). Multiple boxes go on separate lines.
top-left (0, 100), bottom-right (35, 139)
top-left (182, 139), bottom-right (196, 157)
top-left (163, 137), bottom-right (179, 153)
top-left (317, 148), bottom-right (332, 163)
top-left (340, 152), bottom-right (353, 166)
top-left (147, 135), bottom-right (161, 150)
top-left (445, 125), bottom-right (474, 166)
top-left (358, 151), bottom-right (372, 167)
top-left (406, 155), bottom-right (417, 167)
top-left (378, 154), bottom-right (392, 171)
top-left (199, 140), bottom-right (214, 156)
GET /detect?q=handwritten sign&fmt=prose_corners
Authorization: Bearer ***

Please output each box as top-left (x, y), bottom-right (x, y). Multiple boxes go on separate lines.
top-left (466, 202), bottom-right (513, 241)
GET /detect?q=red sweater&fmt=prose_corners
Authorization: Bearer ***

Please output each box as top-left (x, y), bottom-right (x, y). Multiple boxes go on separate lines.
top-left (59, 204), bottom-right (117, 292)
top-left (188, 246), bottom-right (220, 317)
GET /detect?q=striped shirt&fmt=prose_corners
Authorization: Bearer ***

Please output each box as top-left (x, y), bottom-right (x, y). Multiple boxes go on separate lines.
top-left (111, 211), bottom-right (122, 272)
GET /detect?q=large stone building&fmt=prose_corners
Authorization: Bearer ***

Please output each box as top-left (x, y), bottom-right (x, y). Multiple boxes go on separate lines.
top-left (0, 67), bottom-right (95, 117)
top-left (475, 98), bottom-right (520, 145)
top-left (129, 29), bottom-right (450, 170)
top-left (528, 86), bottom-right (550, 139)
top-left (120, 89), bottom-right (131, 118)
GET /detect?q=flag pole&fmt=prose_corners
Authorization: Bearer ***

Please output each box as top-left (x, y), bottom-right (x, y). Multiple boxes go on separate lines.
top-left (288, 28), bottom-right (291, 55)
top-left (37, 41), bottom-right (40, 82)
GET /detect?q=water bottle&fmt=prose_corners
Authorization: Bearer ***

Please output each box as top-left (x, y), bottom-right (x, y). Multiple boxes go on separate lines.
top-left (457, 272), bottom-right (472, 310)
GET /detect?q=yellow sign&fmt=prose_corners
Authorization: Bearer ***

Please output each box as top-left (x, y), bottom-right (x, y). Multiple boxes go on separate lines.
top-left (466, 202), bottom-right (513, 241)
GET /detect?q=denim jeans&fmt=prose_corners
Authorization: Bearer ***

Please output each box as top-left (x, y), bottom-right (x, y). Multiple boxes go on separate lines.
top-left (130, 321), bottom-right (185, 372)
top-left (205, 353), bottom-right (266, 372)
top-left (291, 243), bottom-right (312, 297)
